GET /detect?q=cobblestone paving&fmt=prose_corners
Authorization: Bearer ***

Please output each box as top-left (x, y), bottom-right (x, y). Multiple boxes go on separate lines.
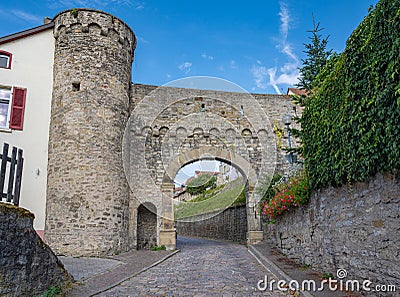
top-left (60, 256), bottom-right (123, 281)
top-left (97, 237), bottom-right (284, 296)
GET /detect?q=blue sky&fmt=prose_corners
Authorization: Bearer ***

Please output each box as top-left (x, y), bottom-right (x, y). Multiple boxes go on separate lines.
top-left (1, 0), bottom-right (378, 94)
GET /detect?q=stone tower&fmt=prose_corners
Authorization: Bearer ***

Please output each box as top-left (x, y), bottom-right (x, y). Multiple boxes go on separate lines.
top-left (45, 9), bottom-right (136, 256)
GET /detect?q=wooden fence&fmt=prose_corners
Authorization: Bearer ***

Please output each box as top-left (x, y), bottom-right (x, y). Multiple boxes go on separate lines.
top-left (0, 143), bottom-right (24, 206)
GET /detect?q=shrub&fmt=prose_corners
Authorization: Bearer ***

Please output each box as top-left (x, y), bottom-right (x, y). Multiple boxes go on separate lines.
top-left (262, 170), bottom-right (310, 223)
top-left (186, 174), bottom-right (217, 195)
top-left (40, 286), bottom-right (61, 297)
top-left (151, 245), bottom-right (166, 251)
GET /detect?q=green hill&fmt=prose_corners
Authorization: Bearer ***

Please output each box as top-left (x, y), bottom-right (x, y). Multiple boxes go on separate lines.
top-left (174, 178), bottom-right (246, 219)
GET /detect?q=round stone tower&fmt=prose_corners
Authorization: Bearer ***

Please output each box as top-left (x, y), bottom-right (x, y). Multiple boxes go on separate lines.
top-left (45, 9), bottom-right (136, 256)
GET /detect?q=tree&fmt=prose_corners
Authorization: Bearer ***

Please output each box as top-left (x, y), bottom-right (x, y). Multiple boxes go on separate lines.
top-left (296, 15), bottom-right (333, 91)
top-left (290, 17), bottom-right (334, 156)
top-left (186, 174), bottom-right (217, 196)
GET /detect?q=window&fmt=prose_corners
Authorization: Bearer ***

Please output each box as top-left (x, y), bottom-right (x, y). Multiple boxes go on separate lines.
top-left (0, 86), bottom-right (26, 130)
top-left (0, 51), bottom-right (12, 69)
top-left (0, 87), bottom-right (11, 128)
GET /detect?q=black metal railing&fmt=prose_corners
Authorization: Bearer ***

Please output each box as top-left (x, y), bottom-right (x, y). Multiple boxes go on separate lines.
top-left (0, 143), bottom-right (24, 206)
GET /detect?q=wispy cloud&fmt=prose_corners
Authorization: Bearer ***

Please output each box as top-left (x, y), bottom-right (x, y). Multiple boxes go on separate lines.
top-left (138, 36), bottom-right (149, 44)
top-left (11, 10), bottom-right (42, 23)
top-left (279, 2), bottom-right (290, 39)
top-left (251, 1), bottom-right (299, 94)
top-left (178, 61), bottom-right (192, 74)
top-left (230, 60), bottom-right (238, 69)
top-left (135, 2), bottom-right (145, 10)
top-left (251, 65), bottom-right (268, 89)
top-left (201, 53), bottom-right (214, 60)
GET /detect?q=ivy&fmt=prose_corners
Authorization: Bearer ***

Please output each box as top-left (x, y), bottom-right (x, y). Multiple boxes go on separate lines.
top-left (300, 0), bottom-right (400, 189)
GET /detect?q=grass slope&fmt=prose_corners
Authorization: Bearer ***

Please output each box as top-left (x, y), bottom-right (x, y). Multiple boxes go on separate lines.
top-left (174, 178), bottom-right (246, 219)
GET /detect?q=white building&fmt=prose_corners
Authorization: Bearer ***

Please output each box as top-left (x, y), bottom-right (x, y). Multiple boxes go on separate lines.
top-left (0, 20), bottom-right (55, 235)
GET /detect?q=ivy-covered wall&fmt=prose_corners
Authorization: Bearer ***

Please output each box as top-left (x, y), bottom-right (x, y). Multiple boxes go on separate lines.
top-left (301, 0), bottom-right (400, 188)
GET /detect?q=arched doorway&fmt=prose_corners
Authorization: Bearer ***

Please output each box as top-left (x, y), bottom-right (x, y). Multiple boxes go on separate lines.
top-left (137, 202), bottom-right (157, 250)
top-left (173, 159), bottom-right (249, 243)
top-left (160, 147), bottom-right (263, 249)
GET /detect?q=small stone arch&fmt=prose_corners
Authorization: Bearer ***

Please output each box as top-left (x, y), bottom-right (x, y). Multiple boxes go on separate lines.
top-left (209, 128), bottom-right (220, 137)
top-left (88, 22), bottom-right (102, 34)
top-left (193, 127), bottom-right (204, 135)
top-left (141, 126), bottom-right (152, 136)
top-left (176, 127), bottom-right (187, 139)
top-left (225, 128), bottom-right (236, 141)
top-left (241, 128), bottom-right (253, 137)
top-left (137, 202), bottom-right (157, 250)
top-left (159, 126), bottom-right (169, 136)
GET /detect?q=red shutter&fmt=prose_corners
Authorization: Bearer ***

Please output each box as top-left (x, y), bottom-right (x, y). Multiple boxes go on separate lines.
top-left (9, 87), bottom-right (26, 130)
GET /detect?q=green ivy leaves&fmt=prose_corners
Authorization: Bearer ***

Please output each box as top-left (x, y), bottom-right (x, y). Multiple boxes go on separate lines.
top-left (300, 0), bottom-right (400, 189)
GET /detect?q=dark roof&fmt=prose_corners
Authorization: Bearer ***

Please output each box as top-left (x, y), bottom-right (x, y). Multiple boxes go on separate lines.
top-left (0, 23), bottom-right (54, 45)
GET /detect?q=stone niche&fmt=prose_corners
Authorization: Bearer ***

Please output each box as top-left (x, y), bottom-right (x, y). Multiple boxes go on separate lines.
top-left (137, 202), bottom-right (157, 249)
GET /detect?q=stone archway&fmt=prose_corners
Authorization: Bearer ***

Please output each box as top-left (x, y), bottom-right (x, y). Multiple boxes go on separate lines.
top-left (137, 202), bottom-right (157, 250)
top-left (160, 146), bottom-right (261, 248)
top-left (123, 79), bottom-right (284, 250)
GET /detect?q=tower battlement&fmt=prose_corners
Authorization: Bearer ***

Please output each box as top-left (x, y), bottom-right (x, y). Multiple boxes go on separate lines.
top-left (53, 9), bottom-right (136, 61)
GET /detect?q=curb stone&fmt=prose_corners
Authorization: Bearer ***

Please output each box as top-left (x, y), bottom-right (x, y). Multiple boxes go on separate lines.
top-left (91, 249), bottom-right (180, 296)
top-left (67, 249), bottom-right (180, 297)
top-left (248, 245), bottom-right (313, 297)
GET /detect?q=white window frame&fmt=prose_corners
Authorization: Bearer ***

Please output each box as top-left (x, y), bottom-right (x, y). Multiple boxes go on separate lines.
top-left (0, 86), bottom-right (12, 130)
top-left (0, 53), bottom-right (11, 69)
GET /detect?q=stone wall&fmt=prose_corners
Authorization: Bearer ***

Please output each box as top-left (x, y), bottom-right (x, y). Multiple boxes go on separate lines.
top-left (264, 172), bottom-right (400, 290)
top-left (0, 203), bottom-right (71, 296)
top-left (176, 205), bottom-right (247, 243)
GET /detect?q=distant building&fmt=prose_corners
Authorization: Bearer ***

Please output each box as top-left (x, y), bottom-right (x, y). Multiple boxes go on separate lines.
top-left (218, 164), bottom-right (240, 185)
top-left (194, 170), bottom-right (219, 177)
top-left (173, 185), bottom-right (186, 197)
top-left (286, 88), bottom-right (308, 96)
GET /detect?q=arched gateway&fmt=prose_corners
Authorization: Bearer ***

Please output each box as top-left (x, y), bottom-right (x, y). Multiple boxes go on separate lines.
top-left (123, 79), bottom-right (279, 250)
top-left (44, 9), bottom-right (297, 256)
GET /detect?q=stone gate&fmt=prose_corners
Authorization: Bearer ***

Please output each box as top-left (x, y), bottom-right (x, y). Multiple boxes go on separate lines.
top-left (124, 81), bottom-right (285, 250)
top-left (44, 9), bottom-right (298, 256)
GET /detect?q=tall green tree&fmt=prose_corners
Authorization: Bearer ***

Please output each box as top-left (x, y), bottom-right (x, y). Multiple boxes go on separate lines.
top-left (290, 17), bottom-right (333, 156)
top-left (296, 16), bottom-right (333, 91)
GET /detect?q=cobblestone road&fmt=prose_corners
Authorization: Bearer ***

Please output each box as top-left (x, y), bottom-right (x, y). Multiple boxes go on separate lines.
top-left (97, 237), bottom-right (284, 296)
